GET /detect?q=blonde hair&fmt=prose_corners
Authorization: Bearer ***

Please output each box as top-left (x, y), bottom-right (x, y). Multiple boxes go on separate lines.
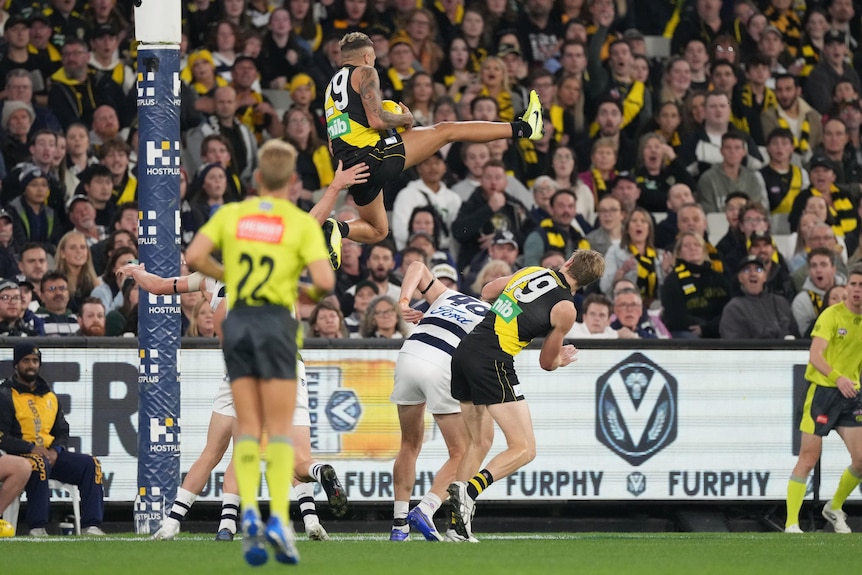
top-left (186, 299), bottom-right (214, 337)
top-left (339, 31), bottom-right (373, 56)
top-left (471, 259), bottom-right (512, 296)
top-left (562, 250), bottom-right (605, 289)
top-left (257, 139), bottom-right (297, 191)
top-left (673, 230), bottom-right (707, 262)
top-left (55, 231), bottom-right (99, 301)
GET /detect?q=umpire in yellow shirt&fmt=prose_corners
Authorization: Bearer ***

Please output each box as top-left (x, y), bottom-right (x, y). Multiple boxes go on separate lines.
top-left (186, 139), bottom-right (334, 565)
top-left (785, 263), bottom-right (862, 533)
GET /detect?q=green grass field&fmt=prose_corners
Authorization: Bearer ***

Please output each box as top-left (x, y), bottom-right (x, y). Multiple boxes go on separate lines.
top-left (1, 533), bottom-right (858, 575)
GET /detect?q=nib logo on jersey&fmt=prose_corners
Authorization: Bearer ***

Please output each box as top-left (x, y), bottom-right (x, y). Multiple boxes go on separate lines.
top-left (596, 352), bottom-right (678, 467)
top-left (149, 416), bottom-right (181, 453)
top-left (144, 140), bottom-right (180, 177)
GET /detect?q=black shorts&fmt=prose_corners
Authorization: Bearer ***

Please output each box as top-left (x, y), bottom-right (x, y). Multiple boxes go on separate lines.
top-left (222, 305), bottom-right (299, 381)
top-left (799, 382), bottom-right (862, 436)
top-left (450, 344), bottom-right (524, 405)
top-left (336, 134), bottom-right (406, 206)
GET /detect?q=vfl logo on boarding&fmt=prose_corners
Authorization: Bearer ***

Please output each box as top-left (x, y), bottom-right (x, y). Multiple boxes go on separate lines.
top-left (325, 390), bottom-right (361, 432)
top-left (596, 352), bottom-right (677, 466)
top-left (627, 472), bottom-right (646, 496)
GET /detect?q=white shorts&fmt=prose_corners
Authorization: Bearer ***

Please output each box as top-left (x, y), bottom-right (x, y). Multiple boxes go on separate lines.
top-left (212, 374), bottom-right (235, 417)
top-left (211, 360), bottom-right (311, 427)
top-left (390, 352), bottom-right (460, 414)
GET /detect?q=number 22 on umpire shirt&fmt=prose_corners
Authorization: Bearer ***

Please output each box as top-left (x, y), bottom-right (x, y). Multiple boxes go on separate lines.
top-left (197, 197), bottom-right (329, 311)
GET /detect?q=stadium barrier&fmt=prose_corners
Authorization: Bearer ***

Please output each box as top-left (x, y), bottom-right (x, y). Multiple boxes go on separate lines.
top-left (0, 337), bottom-right (847, 504)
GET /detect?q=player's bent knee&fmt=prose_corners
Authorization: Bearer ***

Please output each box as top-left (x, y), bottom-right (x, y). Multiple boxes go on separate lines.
top-left (433, 121), bottom-right (457, 137)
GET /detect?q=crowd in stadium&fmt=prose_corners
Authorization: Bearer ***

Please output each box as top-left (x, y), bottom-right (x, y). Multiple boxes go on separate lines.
top-left (0, 0), bottom-right (859, 341)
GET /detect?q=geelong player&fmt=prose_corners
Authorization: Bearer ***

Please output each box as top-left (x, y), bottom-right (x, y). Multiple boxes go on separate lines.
top-left (785, 263), bottom-right (862, 533)
top-left (321, 31), bottom-right (545, 269)
top-left (389, 261), bottom-right (493, 542)
top-left (447, 250), bottom-right (605, 541)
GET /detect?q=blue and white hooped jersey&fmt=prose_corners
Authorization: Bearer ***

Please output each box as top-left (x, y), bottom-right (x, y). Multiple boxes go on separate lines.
top-left (400, 289), bottom-right (490, 365)
top-left (204, 275), bottom-right (226, 312)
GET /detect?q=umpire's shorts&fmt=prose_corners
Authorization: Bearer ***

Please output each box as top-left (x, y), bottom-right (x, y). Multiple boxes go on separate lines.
top-left (799, 382), bottom-right (862, 436)
top-left (222, 305), bottom-right (299, 381)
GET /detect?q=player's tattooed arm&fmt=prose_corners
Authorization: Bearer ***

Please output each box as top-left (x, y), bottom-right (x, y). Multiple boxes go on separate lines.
top-left (358, 66), bottom-right (406, 129)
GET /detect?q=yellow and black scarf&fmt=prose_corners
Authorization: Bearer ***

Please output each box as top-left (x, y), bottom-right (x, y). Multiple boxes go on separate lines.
top-left (777, 116), bottom-right (811, 156)
top-left (550, 104), bottom-right (565, 143)
top-left (479, 86), bottom-right (514, 122)
top-left (388, 66), bottom-right (415, 93)
top-left (630, 244), bottom-right (658, 299)
top-left (591, 168), bottom-right (615, 200)
top-left (658, 129), bottom-right (681, 148)
top-left (773, 165), bottom-right (804, 215)
top-left (811, 185), bottom-right (857, 236)
top-left (113, 174), bottom-right (137, 205)
top-left (740, 83), bottom-right (778, 113)
top-left (589, 80), bottom-right (645, 137)
top-left (706, 242), bottom-right (724, 273)
top-left (807, 290), bottom-right (824, 314)
top-left (764, 7), bottom-right (803, 57)
top-left (800, 43), bottom-right (820, 78)
top-left (191, 75), bottom-right (228, 96)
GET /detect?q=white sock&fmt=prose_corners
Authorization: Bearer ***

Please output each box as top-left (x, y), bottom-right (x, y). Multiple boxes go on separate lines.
top-left (167, 487), bottom-right (196, 522)
top-left (218, 493), bottom-right (241, 534)
top-left (417, 492), bottom-right (442, 517)
top-left (393, 500), bottom-right (409, 530)
top-left (309, 462), bottom-right (324, 484)
top-left (293, 483), bottom-right (320, 527)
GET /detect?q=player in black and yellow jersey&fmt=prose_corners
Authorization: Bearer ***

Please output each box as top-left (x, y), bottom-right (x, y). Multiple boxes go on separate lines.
top-left (186, 140), bottom-right (334, 566)
top-left (446, 250), bottom-right (605, 541)
top-left (320, 31), bottom-right (546, 269)
top-left (785, 263), bottom-right (862, 534)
